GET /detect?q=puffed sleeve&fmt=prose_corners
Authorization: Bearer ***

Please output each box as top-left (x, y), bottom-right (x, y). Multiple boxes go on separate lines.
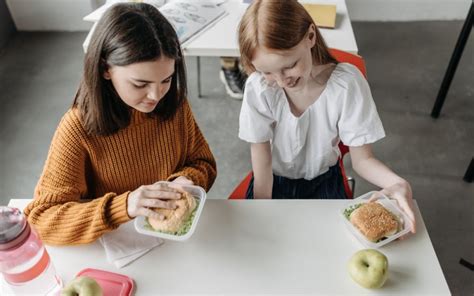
top-left (337, 64), bottom-right (386, 146)
top-left (238, 73), bottom-right (275, 143)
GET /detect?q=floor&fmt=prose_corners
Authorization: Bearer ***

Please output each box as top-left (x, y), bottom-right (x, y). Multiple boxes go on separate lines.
top-left (0, 21), bottom-right (473, 295)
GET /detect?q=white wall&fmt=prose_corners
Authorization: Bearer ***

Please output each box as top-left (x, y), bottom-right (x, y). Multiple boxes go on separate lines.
top-left (6, 0), bottom-right (94, 31)
top-left (5, 0), bottom-right (473, 31)
top-left (347, 0), bottom-right (471, 21)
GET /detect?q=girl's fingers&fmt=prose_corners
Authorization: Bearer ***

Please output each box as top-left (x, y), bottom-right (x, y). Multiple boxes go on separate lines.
top-left (387, 193), bottom-right (416, 234)
top-left (166, 182), bottom-right (186, 192)
top-left (147, 183), bottom-right (180, 193)
top-left (144, 188), bottom-right (182, 200)
top-left (376, 189), bottom-right (416, 234)
top-left (140, 198), bottom-right (176, 209)
top-left (398, 200), bottom-right (416, 233)
top-left (138, 207), bottom-right (164, 220)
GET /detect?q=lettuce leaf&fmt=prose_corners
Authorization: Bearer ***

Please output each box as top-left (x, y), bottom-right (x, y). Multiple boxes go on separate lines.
top-left (343, 203), bottom-right (362, 219)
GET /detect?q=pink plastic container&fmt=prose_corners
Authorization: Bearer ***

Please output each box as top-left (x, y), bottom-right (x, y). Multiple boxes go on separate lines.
top-left (76, 268), bottom-right (134, 296)
top-left (0, 206), bottom-right (62, 295)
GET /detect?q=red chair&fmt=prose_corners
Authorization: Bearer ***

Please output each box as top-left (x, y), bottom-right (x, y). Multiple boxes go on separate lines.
top-left (229, 49), bottom-right (367, 199)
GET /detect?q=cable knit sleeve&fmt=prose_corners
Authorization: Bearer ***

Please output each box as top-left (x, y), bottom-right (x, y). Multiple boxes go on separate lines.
top-left (167, 99), bottom-right (217, 192)
top-left (24, 110), bottom-right (131, 245)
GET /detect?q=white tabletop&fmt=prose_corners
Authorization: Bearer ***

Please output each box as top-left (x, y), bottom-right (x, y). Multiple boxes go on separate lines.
top-left (183, 0), bottom-right (358, 56)
top-left (4, 198), bottom-right (449, 295)
top-left (82, 0), bottom-right (358, 55)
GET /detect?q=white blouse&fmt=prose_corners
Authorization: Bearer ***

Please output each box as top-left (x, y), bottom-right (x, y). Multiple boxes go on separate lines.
top-left (239, 63), bottom-right (385, 180)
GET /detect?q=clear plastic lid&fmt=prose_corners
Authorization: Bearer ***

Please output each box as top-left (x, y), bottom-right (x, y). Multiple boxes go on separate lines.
top-left (341, 191), bottom-right (411, 248)
top-left (0, 207), bottom-right (27, 245)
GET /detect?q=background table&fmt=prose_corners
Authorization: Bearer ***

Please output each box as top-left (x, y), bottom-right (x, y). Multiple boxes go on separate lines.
top-left (83, 0), bottom-right (358, 55)
top-left (82, 0), bottom-right (359, 97)
top-left (3, 199), bottom-right (450, 295)
top-left (182, 0), bottom-right (358, 57)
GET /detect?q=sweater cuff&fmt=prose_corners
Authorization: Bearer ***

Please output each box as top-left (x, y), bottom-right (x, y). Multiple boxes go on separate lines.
top-left (107, 192), bottom-right (132, 226)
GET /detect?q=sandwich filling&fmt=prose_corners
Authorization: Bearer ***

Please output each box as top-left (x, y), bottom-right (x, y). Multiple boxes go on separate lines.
top-left (349, 202), bottom-right (399, 242)
top-left (148, 190), bottom-right (197, 234)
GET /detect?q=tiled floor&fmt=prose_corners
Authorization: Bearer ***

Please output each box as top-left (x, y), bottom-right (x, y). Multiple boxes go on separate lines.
top-left (0, 21), bottom-right (473, 294)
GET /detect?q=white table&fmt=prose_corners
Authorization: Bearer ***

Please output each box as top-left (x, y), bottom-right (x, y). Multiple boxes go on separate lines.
top-left (4, 199), bottom-right (450, 295)
top-left (182, 0), bottom-right (358, 57)
top-left (83, 0), bottom-right (358, 55)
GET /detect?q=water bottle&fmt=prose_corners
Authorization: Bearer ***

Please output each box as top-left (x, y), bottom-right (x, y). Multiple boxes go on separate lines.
top-left (0, 206), bottom-right (62, 295)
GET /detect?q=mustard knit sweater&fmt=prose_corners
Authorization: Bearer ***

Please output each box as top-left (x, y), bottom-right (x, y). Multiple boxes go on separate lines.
top-left (24, 99), bottom-right (216, 245)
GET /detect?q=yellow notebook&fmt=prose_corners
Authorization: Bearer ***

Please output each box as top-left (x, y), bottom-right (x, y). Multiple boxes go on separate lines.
top-left (302, 4), bottom-right (337, 29)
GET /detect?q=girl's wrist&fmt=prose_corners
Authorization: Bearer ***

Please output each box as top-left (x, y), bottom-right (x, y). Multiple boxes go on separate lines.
top-left (382, 179), bottom-right (412, 201)
top-left (388, 178), bottom-right (409, 189)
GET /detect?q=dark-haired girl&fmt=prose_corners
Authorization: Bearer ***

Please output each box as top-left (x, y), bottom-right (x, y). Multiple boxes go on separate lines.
top-left (25, 3), bottom-right (216, 245)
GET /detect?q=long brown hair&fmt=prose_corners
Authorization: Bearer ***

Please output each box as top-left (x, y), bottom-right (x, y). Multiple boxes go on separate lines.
top-left (74, 3), bottom-right (187, 136)
top-left (238, 0), bottom-right (337, 74)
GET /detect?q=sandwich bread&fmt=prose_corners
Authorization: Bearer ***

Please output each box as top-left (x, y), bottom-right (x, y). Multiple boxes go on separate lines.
top-left (148, 190), bottom-right (197, 233)
top-left (349, 202), bottom-right (399, 242)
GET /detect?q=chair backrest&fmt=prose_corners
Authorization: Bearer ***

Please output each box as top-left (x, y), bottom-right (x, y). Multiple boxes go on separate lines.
top-left (330, 49), bottom-right (367, 198)
top-left (228, 49), bottom-right (367, 199)
top-left (329, 48), bottom-right (367, 77)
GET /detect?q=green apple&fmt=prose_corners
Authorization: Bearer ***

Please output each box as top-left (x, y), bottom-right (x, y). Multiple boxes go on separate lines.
top-left (347, 249), bottom-right (388, 289)
top-left (61, 276), bottom-right (103, 296)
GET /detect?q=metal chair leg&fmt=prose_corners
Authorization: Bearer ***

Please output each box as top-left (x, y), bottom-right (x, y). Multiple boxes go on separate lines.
top-left (431, 2), bottom-right (473, 118)
top-left (197, 56), bottom-right (202, 98)
top-left (463, 158), bottom-right (474, 183)
top-left (347, 176), bottom-right (355, 196)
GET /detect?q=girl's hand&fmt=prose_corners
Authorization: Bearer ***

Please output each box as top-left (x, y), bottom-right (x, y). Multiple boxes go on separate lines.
top-left (127, 183), bottom-right (182, 219)
top-left (374, 181), bottom-right (416, 234)
top-left (172, 176), bottom-right (194, 185)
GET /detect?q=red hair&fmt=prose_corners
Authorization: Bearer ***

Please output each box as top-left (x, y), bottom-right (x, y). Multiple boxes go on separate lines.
top-left (238, 0), bottom-right (337, 74)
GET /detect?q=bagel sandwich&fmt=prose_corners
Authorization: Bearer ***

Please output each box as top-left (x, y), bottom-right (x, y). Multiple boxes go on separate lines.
top-left (348, 202), bottom-right (400, 242)
top-left (148, 189), bottom-right (197, 234)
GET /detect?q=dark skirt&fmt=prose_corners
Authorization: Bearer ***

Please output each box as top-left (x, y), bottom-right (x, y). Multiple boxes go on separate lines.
top-left (246, 164), bottom-right (348, 199)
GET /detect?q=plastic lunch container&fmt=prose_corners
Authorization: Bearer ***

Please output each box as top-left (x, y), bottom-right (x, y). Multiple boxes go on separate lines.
top-left (134, 181), bottom-right (207, 242)
top-left (341, 191), bottom-right (411, 248)
top-left (75, 268), bottom-right (134, 296)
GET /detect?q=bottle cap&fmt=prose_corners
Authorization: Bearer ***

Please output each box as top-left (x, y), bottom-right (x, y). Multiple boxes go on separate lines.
top-left (0, 207), bottom-right (28, 250)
